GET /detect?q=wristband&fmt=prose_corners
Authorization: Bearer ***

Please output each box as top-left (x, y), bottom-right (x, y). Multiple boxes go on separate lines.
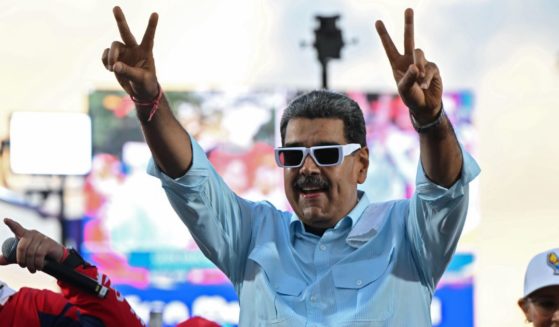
top-left (410, 106), bottom-right (445, 133)
top-left (131, 84), bottom-right (163, 122)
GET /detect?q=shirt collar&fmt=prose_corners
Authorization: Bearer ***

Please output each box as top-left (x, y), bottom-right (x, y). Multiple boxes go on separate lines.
top-left (345, 190), bottom-right (369, 227)
top-left (0, 282), bottom-right (16, 305)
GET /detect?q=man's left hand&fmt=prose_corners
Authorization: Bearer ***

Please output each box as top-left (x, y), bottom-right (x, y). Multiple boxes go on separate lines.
top-left (375, 8), bottom-right (443, 124)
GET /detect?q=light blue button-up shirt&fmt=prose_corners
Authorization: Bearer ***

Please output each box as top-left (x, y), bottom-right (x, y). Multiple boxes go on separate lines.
top-left (148, 136), bottom-right (480, 327)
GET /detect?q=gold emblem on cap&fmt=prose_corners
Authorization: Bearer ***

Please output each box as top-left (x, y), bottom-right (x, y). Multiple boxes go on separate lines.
top-left (547, 252), bottom-right (559, 275)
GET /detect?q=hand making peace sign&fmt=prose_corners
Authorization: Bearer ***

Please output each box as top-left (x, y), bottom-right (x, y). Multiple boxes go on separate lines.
top-left (375, 8), bottom-right (443, 124)
top-left (102, 6), bottom-right (159, 102)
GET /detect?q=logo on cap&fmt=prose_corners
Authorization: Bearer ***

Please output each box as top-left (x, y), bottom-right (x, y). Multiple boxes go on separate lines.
top-left (548, 252), bottom-right (559, 275)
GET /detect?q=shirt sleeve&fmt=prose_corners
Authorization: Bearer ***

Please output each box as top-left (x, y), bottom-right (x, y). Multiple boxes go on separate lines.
top-left (405, 147), bottom-right (480, 293)
top-left (58, 262), bottom-right (145, 326)
top-left (0, 287), bottom-right (75, 326)
top-left (146, 135), bottom-right (260, 284)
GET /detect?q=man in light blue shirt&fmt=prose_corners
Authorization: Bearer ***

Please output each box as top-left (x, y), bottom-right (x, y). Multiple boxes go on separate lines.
top-left (103, 6), bottom-right (480, 327)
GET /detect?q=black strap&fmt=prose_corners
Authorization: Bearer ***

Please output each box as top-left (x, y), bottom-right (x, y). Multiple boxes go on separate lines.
top-left (62, 248), bottom-right (86, 269)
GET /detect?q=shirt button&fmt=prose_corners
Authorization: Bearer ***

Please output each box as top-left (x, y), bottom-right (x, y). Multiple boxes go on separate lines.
top-left (319, 245), bottom-right (326, 251)
top-left (356, 279), bottom-right (363, 286)
top-left (310, 295), bottom-right (317, 302)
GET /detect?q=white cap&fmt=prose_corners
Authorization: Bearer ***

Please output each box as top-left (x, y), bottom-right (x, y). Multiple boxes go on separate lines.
top-left (523, 248), bottom-right (559, 297)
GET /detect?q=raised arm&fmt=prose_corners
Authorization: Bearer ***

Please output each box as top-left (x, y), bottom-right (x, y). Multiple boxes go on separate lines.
top-left (102, 6), bottom-right (192, 178)
top-left (375, 8), bottom-right (462, 188)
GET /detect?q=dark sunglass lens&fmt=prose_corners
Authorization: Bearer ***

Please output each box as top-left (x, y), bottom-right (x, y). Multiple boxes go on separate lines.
top-left (279, 149), bottom-right (304, 166)
top-left (314, 147), bottom-right (340, 165)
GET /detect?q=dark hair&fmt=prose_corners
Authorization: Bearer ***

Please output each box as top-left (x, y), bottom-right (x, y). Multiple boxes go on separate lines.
top-left (280, 90), bottom-right (366, 147)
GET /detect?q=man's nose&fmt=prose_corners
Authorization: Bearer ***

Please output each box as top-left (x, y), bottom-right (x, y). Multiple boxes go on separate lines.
top-left (299, 153), bottom-right (320, 175)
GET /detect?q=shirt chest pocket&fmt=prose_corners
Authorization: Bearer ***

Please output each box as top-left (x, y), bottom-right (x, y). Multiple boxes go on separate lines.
top-left (247, 244), bottom-right (307, 324)
top-left (331, 247), bottom-right (396, 322)
top-left (248, 244), bottom-right (306, 297)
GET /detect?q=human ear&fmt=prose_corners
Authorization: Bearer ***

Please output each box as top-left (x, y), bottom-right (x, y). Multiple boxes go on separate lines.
top-left (356, 147), bottom-right (369, 184)
top-left (518, 298), bottom-right (532, 323)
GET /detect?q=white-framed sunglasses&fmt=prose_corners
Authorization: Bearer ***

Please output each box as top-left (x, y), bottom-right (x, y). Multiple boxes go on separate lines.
top-left (274, 143), bottom-right (361, 168)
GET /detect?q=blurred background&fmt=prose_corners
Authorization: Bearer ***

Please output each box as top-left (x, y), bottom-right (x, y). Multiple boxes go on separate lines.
top-left (1, 0), bottom-right (558, 326)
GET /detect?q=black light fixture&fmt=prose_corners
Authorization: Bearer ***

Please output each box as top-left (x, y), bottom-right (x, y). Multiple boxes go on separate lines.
top-left (313, 15), bottom-right (344, 89)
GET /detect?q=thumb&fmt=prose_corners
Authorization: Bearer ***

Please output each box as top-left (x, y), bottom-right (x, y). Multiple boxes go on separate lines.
top-left (4, 218), bottom-right (25, 239)
top-left (397, 64), bottom-right (419, 93)
top-left (113, 61), bottom-right (145, 83)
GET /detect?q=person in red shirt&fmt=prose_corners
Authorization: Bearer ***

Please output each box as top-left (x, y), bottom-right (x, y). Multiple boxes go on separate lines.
top-left (0, 218), bottom-right (218, 327)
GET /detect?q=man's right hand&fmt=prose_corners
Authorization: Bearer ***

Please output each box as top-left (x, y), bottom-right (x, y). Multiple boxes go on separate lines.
top-left (101, 6), bottom-right (192, 178)
top-left (102, 6), bottom-right (159, 102)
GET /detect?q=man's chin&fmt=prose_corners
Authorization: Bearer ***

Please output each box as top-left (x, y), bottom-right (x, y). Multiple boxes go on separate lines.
top-left (300, 210), bottom-right (331, 227)
top-left (301, 207), bottom-right (323, 219)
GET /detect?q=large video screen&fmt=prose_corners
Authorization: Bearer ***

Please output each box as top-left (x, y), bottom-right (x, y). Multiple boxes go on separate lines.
top-left (83, 88), bottom-right (476, 326)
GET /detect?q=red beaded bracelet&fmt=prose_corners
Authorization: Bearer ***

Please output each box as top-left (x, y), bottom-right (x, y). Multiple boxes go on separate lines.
top-left (131, 84), bottom-right (163, 122)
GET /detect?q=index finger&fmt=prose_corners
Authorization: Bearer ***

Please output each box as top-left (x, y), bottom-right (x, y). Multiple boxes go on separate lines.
top-left (4, 218), bottom-right (25, 239)
top-left (141, 12), bottom-right (159, 50)
top-left (113, 6), bottom-right (138, 46)
top-left (403, 8), bottom-right (414, 56)
top-left (375, 20), bottom-right (400, 63)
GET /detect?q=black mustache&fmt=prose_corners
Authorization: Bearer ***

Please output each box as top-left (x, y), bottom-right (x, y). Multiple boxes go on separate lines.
top-left (294, 175), bottom-right (330, 190)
